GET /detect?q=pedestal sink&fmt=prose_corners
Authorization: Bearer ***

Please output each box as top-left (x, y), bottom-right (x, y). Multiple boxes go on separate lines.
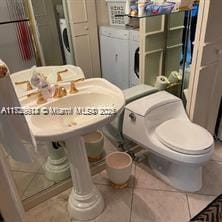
top-left (27, 78), bottom-right (125, 220)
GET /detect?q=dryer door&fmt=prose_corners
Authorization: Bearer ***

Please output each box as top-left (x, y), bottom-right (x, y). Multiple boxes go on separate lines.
top-left (130, 44), bottom-right (140, 87)
top-left (134, 47), bottom-right (140, 78)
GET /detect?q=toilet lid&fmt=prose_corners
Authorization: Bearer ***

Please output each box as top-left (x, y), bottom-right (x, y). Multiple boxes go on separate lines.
top-left (156, 119), bottom-right (213, 155)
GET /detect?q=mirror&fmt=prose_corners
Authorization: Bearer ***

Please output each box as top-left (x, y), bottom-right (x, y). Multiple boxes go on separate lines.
top-left (0, 0), bottom-right (74, 203)
top-left (30, 0), bottom-right (74, 66)
top-left (139, 3), bottom-right (199, 101)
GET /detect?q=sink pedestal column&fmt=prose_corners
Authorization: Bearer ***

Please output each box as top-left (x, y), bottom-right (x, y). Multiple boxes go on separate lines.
top-left (44, 142), bottom-right (70, 182)
top-left (65, 136), bottom-right (104, 221)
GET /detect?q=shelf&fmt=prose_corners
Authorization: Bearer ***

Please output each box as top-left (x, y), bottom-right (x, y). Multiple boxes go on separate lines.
top-left (116, 9), bottom-right (190, 19)
top-left (115, 2), bottom-right (199, 19)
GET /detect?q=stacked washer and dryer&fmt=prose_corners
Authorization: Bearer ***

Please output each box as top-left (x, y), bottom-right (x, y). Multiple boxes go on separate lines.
top-left (100, 26), bottom-right (140, 90)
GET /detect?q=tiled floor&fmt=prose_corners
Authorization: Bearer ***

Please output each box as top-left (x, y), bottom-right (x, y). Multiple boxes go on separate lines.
top-left (5, 142), bottom-right (54, 200)
top-left (25, 140), bottom-right (222, 222)
top-left (6, 137), bottom-right (118, 200)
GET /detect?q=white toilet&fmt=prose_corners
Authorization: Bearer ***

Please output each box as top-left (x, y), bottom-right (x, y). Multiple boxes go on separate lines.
top-left (103, 86), bottom-right (214, 192)
top-left (123, 91), bottom-right (214, 192)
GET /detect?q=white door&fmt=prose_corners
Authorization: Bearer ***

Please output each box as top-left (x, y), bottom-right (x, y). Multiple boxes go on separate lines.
top-left (100, 35), bottom-right (116, 83)
top-left (187, 0), bottom-right (222, 134)
top-left (66, 0), bottom-right (101, 78)
top-left (31, 0), bottom-right (63, 65)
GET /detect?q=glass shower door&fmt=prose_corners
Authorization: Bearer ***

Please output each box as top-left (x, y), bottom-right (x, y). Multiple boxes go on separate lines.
top-left (0, 0), bottom-right (36, 73)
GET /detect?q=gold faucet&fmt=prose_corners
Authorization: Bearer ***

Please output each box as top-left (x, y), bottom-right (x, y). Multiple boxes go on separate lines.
top-left (57, 69), bottom-right (68, 82)
top-left (37, 92), bottom-right (47, 105)
top-left (25, 91), bottom-right (47, 105)
top-left (53, 85), bottom-right (67, 98)
top-left (69, 78), bottom-right (85, 94)
top-left (0, 64), bottom-right (8, 77)
top-left (15, 80), bottom-right (33, 91)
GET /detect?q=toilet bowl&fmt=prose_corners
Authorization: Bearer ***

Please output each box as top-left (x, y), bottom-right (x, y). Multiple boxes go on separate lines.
top-left (122, 91), bottom-right (214, 192)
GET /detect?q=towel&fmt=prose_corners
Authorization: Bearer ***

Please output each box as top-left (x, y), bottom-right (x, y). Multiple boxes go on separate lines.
top-left (0, 59), bottom-right (36, 163)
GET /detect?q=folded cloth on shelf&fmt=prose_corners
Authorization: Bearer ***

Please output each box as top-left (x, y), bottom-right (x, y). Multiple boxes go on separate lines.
top-left (145, 2), bottom-right (175, 15)
top-left (0, 59), bottom-right (36, 163)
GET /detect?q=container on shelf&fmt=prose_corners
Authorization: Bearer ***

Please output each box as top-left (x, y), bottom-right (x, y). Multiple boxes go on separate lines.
top-left (106, 0), bottom-right (129, 26)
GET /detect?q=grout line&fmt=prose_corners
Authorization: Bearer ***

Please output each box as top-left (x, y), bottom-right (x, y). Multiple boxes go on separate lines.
top-left (21, 172), bottom-right (38, 199)
top-left (129, 188), bottom-right (134, 222)
top-left (129, 164), bottom-right (136, 222)
top-left (11, 169), bottom-right (43, 174)
top-left (22, 156), bottom-right (47, 191)
top-left (210, 159), bottom-right (222, 163)
top-left (192, 192), bottom-right (217, 197)
top-left (133, 186), bottom-right (218, 198)
top-left (186, 193), bottom-right (192, 219)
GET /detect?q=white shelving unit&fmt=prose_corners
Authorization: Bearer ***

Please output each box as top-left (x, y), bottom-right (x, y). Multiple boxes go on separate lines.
top-left (139, 12), bottom-right (185, 88)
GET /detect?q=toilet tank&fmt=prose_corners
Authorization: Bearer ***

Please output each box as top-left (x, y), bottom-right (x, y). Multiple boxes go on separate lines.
top-left (102, 84), bottom-right (157, 143)
top-left (124, 91), bottom-right (188, 132)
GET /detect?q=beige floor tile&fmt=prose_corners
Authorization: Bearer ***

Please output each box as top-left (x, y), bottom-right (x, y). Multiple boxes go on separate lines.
top-left (73, 185), bottom-right (133, 222)
top-left (93, 169), bottom-right (111, 186)
top-left (92, 185), bottom-right (132, 222)
top-left (103, 136), bottom-right (119, 155)
top-left (8, 143), bottom-right (48, 173)
top-left (9, 156), bottom-right (43, 173)
top-left (135, 162), bottom-right (176, 192)
top-left (25, 189), bottom-right (71, 222)
top-left (131, 189), bottom-right (190, 222)
top-left (187, 193), bottom-right (216, 218)
top-left (26, 184), bottom-right (132, 222)
top-left (93, 164), bottom-right (136, 188)
top-left (23, 174), bottom-right (55, 199)
top-left (197, 161), bottom-right (222, 195)
top-left (12, 171), bottom-right (36, 198)
top-left (0, 144), bottom-right (9, 158)
top-left (211, 141), bottom-right (222, 162)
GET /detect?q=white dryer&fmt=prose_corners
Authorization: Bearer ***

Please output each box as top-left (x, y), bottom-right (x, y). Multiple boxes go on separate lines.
top-left (129, 29), bottom-right (140, 87)
top-left (59, 18), bottom-right (72, 65)
top-left (100, 26), bottom-right (130, 90)
top-left (100, 26), bottom-right (140, 89)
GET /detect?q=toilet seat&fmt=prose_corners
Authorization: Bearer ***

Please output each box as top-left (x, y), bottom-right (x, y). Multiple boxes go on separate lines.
top-left (155, 119), bottom-right (213, 155)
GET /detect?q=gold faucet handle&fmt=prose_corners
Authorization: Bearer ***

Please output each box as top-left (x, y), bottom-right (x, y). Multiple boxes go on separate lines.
top-left (53, 85), bottom-right (67, 98)
top-left (0, 64), bottom-right (8, 78)
top-left (60, 87), bottom-right (67, 97)
top-left (69, 78), bottom-right (85, 94)
top-left (15, 80), bottom-right (33, 91)
top-left (57, 69), bottom-right (69, 82)
top-left (73, 78), bottom-right (85, 83)
top-left (25, 91), bottom-right (47, 105)
top-left (70, 81), bottom-right (78, 94)
top-left (27, 91), bottom-right (40, 97)
top-left (53, 85), bottom-right (60, 98)
top-left (37, 92), bottom-right (47, 105)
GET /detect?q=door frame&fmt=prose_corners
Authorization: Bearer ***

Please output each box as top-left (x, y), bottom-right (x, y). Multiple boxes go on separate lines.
top-left (186, 0), bottom-right (207, 115)
top-left (24, 0), bottom-right (45, 66)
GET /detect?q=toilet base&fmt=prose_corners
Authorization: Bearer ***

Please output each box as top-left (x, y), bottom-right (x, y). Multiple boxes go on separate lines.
top-left (148, 153), bottom-right (202, 192)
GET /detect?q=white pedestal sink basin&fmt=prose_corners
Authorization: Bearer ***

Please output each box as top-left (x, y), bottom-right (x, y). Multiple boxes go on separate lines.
top-left (27, 78), bottom-right (125, 220)
top-left (10, 66), bottom-right (79, 183)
